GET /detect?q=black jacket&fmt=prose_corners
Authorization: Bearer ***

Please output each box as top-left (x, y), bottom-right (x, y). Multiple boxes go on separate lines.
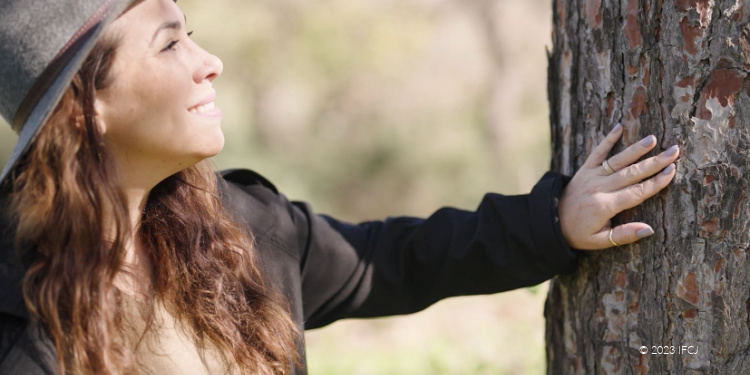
top-left (0, 169), bottom-right (578, 374)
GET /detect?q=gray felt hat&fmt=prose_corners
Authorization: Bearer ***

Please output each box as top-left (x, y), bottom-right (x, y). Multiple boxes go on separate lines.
top-left (0, 0), bottom-right (132, 187)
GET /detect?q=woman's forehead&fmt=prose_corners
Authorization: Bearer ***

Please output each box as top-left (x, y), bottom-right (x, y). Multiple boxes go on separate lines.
top-left (115, 0), bottom-right (183, 30)
top-left (106, 0), bottom-right (185, 51)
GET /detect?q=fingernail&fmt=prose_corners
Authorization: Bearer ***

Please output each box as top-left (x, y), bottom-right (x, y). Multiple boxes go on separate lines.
top-left (640, 135), bottom-right (656, 147)
top-left (664, 145), bottom-right (679, 157)
top-left (636, 227), bottom-right (655, 239)
top-left (611, 123), bottom-right (622, 134)
top-left (661, 163), bottom-right (676, 175)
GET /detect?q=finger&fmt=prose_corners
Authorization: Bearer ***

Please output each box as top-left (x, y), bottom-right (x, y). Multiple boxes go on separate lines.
top-left (605, 134), bottom-right (657, 173)
top-left (593, 222), bottom-right (655, 248)
top-left (583, 123), bottom-right (624, 169)
top-left (607, 145), bottom-right (680, 190)
top-left (612, 163), bottom-right (676, 210)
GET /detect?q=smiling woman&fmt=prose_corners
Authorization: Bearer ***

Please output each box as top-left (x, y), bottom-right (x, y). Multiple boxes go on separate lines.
top-left (0, 0), bottom-right (679, 375)
top-left (0, 1), bottom-right (298, 374)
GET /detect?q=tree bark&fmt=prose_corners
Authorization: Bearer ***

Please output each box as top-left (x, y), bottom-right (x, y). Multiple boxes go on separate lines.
top-left (545, 0), bottom-right (750, 373)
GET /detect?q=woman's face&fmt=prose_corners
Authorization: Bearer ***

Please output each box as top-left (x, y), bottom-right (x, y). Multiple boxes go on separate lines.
top-left (95, 0), bottom-right (224, 184)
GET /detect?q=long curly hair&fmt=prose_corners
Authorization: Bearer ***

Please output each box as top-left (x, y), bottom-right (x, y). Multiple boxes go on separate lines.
top-left (7, 27), bottom-right (300, 375)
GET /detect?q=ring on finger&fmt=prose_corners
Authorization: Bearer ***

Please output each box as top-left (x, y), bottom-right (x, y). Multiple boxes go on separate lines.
top-left (609, 228), bottom-right (619, 247)
top-left (602, 159), bottom-right (615, 175)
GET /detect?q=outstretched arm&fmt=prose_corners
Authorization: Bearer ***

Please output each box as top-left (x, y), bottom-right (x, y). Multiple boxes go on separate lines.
top-left (290, 173), bottom-right (575, 328)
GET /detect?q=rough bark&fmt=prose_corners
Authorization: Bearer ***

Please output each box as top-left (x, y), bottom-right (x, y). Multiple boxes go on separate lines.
top-left (545, 0), bottom-right (750, 373)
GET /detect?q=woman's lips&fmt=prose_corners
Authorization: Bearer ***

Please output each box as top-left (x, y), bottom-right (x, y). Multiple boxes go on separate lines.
top-left (188, 101), bottom-right (222, 118)
top-left (189, 100), bottom-right (215, 113)
top-left (188, 92), bottom-right (222, 118)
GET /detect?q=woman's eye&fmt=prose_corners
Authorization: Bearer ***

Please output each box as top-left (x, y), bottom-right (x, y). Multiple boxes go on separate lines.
top-left (163, 40), bottom-right (179, 51)
top-left (162, 31), bottom-right (193, 52)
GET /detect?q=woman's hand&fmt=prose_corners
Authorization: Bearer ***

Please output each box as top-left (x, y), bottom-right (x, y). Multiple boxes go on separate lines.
top-left (558, 124), bottom-right (679, 250)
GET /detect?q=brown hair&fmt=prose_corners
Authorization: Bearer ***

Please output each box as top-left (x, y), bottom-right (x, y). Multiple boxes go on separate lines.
top-left (9, 30), bottom-right (299, 375)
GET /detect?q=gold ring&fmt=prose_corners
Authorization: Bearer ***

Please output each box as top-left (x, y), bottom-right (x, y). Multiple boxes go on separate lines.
top-left (602, 159), bottom-right (615, 175)
top-left (609, 228), bottom-right (619, 247)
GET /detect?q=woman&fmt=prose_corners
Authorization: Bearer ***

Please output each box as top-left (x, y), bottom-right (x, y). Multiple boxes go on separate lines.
top-left (0, 0), bottom-right (680, 374)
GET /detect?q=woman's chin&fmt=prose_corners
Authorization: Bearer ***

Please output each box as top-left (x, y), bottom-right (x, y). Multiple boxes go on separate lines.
top-left (195, 134), bottom-right (225, 158)
top-left (205, 139), bottom-right (225, 158)
top-left (173, 149), bottom-right (223, 173)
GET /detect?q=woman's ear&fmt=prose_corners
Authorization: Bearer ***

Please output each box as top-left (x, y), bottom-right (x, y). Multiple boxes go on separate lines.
top-left (94, 97), bottom-right (108, 135)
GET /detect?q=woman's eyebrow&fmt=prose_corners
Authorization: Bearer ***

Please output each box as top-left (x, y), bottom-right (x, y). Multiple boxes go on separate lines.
top-left (151, 20), bottom-right (182, 45)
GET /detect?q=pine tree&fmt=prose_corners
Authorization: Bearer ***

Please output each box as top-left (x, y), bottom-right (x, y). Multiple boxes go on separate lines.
top-left (545, 0), bottom-right (750, 373)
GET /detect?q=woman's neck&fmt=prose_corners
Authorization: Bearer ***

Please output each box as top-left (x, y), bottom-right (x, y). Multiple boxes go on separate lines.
top-left (123, 185), bottom-right (150, 231)
top-left (114, 185), bottom-right (155, 299)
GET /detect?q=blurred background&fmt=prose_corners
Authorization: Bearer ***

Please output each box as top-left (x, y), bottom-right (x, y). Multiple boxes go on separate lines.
top-left (0, 0), bottom-right (555, 373)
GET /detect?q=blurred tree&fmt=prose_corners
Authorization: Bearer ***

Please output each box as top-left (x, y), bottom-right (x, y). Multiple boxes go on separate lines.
top-left (545, 0), bottom-right (750, 373)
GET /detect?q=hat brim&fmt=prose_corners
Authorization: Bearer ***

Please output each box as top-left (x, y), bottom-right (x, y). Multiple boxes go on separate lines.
top-left (0, 0), bottom-right (131, 188)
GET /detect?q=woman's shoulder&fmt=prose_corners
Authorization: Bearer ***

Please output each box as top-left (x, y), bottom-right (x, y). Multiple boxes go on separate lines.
top-left (216, 168), bottom-right (285, 222)
top-left (216, 168), bottom-right (303, 261)
top-left (0, 191), bottom-right (29, 321)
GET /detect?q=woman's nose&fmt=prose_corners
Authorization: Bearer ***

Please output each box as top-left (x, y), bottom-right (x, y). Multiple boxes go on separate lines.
top-left (194, 49), bottom-right (223, 83)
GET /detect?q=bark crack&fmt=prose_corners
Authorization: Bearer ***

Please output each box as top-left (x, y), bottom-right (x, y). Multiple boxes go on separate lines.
top-left (689, 1), bottom-right (723, 120)
top-left (655, 0), bottom-right (669, 245)
top-left (653, 0), bottom-right (675, 368)
top-left (620, 55), bottom-right (627, 127)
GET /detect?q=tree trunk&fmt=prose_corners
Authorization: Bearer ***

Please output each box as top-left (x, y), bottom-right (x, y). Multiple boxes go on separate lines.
top-left (545, 0), bottom-right (750, 373)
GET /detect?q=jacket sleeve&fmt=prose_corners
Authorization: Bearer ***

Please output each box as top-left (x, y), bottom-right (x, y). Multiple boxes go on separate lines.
top-left (292, 171), bottom-right (579, 329)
